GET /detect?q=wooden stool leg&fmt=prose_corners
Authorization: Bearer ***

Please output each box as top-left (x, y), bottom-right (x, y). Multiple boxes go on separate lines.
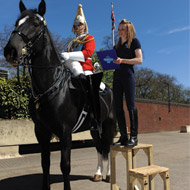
top-left (129, 175), bottom-right (136, 190)
top-left (160, 171), bottom-right (170, 190)
top-left (149, 174), bottom-right (156, 190)
top-left (122, 149), bottom-right (132, 190)
top-left (111, 149), bottom-right (118, 190)
top-left (112, 184), bottom-right (120, 190)
top-left (139, 176), bottom-right (148, 190)
top-left (132, 149), bottom-right (138, 190)
top-left (144, 147), bottom-right (154, 190)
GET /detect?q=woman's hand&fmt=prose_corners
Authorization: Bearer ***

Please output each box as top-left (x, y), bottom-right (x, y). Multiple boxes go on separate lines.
top-left (113, 49), bottom-right (143, 65)
top-left (113, 57), bottom-right (122, 64)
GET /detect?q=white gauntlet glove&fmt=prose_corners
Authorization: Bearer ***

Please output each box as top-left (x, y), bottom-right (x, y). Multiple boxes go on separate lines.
top-left (61, 52), bottom-right (70, 61)
top-left (61, 51), bottom-right (85, 62)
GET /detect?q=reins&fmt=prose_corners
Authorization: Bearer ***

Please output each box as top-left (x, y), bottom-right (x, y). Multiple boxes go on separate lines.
top-left (13, 27), bottom-right (45, 67)
top-left (13, 13), bottom-right (62, 69)
top-left (13, 13), bottom-right (69, 109)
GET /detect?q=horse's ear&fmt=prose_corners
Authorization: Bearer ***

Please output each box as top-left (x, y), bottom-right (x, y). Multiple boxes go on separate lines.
top-left (38, 0), bottom-right (46, 16)
top-left (19, 0), bottom-right (26, 13)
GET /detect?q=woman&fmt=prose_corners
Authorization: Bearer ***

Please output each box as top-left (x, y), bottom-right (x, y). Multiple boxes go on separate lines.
top-left (113, 19), bottom-right (143, 147)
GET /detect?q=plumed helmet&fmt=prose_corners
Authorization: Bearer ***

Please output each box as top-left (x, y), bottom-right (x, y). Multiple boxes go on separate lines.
top-left (72, 4), bottom-right (88, 34)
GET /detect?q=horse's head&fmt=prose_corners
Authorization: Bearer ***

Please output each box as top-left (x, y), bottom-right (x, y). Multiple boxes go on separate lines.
top-left (4, 0), bottom-right (46, 66)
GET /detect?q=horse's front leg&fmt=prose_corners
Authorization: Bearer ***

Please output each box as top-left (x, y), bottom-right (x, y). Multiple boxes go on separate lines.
top-left (60, 131), bottom-right (72, 190)
top-left (35, 126), bottom-right (51, 190)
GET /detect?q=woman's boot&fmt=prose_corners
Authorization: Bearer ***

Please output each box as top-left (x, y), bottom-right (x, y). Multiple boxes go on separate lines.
top-left (113, 109), bottom-right (128, 146)
top-left (113, 133), bottom-right (128, 146)
top-left (127, 108), bottom-right (138, 147)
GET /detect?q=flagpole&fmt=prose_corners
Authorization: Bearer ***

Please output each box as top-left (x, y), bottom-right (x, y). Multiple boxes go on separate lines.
top-left (111, 2), bottom-right (115, 47)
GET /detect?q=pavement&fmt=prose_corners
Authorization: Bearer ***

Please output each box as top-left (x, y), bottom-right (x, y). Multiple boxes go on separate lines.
top-left (0, 131), bottom-right (189, 190)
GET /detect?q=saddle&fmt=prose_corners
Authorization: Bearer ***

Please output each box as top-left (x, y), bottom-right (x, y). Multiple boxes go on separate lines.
top-left (71, 83), bottom-right (109, 133)
top-left (69, 72), bottom-right (108, 133)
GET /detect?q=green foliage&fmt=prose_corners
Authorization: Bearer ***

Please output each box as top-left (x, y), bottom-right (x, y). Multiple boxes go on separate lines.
top-left (102, 70), bottom-right (114, 88)
top-left (0, 75), bottom-right (31, 119)
top-left (135, 67), bottom-right (190, 104)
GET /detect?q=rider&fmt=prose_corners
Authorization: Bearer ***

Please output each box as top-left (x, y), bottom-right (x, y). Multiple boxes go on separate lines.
top-left (61, 4), bottom-right (102, 132)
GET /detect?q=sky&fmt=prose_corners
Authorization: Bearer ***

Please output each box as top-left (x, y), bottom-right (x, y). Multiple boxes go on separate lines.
top-left (0, 0), bottom-right (189, 89)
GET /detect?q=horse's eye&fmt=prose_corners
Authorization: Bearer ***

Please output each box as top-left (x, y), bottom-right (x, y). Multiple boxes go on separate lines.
top-left (33, 22), bottom-right (39, 27)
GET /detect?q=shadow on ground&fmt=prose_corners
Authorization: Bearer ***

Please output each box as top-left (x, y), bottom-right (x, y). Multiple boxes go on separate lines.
top-left (19, 140), bottom-right (95, 155)
top-left (0, 174), bottom-right (93, 190)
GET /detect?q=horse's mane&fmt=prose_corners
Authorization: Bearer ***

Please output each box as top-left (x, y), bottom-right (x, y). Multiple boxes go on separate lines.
top-left (44, 29), bottom-right (63, 63)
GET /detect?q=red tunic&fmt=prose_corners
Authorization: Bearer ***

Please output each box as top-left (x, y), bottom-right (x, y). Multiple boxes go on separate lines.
top-left (80, 34), bottom-right (95, 72)
top-left (67, 34), bottom-right (95, 72)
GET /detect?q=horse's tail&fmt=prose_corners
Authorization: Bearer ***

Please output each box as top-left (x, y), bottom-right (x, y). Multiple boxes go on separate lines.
top-left (101, 111), bottom-right (116, 160)
top-left (91, 84), bottom-right (116, 160)
top-left (101, 94), bottom-right (117, 159)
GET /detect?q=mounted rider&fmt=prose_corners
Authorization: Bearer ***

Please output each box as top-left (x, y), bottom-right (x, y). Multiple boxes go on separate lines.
top-left (61, 4), bottom-right (102, 133)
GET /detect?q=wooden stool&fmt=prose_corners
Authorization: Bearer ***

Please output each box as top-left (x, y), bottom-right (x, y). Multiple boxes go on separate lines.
top-left (129, 165), bottom-right (170, 190)
top-left (110, 144), bottom-right (153, 190)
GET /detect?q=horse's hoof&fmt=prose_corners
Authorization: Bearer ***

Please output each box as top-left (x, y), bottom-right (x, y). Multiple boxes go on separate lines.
top-left (93, 174), bottom-right (103, 182)
top-left (105, 175), bottom-right (111, 183)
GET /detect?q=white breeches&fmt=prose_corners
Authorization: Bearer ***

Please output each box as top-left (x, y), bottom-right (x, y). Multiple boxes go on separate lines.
top-left (65, 60), bottom-right (93, 76)
top-left (65, 60), bottom-right (84, 76)
top-left (65, 60), bottom-right (106, 91)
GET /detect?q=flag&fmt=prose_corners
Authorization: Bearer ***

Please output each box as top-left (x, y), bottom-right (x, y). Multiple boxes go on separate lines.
top-left (111, 3), bottom-right (115, 30)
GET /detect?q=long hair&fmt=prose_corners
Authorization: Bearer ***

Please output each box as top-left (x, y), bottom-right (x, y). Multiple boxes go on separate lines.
top-left (115, 19), bottom-right (136, 49)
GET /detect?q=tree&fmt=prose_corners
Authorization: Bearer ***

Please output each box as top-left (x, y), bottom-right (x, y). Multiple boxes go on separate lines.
top-left (51, 33), bottom-right (72, 52)
top-left (135, 67), bottom-right (190, 104)
top-left (0, 25), bottom-right (13, 60)
top-left (102, 31), bottom-right (118, 50)
top-left (0, 25), bottom-right (14, 70)
top-left (0, 25), bottom-right (71, 79)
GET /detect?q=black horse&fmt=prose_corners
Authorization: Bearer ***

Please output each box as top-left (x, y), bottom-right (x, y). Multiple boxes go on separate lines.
top-left (4, 1), bottom-right (116, 190)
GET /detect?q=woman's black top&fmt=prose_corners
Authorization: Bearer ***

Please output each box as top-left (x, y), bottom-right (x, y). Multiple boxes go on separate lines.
top-left (115, 37), bottom-right (141, 71)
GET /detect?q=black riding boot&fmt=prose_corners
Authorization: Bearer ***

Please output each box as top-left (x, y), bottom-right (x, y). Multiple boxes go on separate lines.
top-left (87, 72), bottom-right (103, 133)
top-left (113, 122), bottom-right (128, 146)
top-left (113, 109), bottom-right (128, 146)
top-left (71, 73), bottom-right (88, 90)
top-left (127, 108), bottom-right (138, 148)
top-left (71, 73), bottom-right (89, 110)
top-left (113, 134), bottom-right (128, 146)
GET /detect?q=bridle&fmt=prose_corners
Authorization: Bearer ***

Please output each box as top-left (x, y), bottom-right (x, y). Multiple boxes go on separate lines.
top-left (12, 28), bottom-right (45, 67)
top-left (12, 14), bottom-right (47, 67)
top-left (11, 14), bottom-right (69, 109)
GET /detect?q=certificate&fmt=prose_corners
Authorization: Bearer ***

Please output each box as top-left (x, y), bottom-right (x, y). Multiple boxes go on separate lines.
top-left (96, 49), bottom-right (120, 70)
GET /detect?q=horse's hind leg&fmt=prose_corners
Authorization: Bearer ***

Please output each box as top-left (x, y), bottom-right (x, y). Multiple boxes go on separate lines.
top-left (35, 126), bottom-right (52, 190)
top-left (101, 117), bottom-right (116, 183)
top-left (90, 130), bottom-right (104, 182)
top-left (93, 152), bottom-right (103, 182)
top-left (60, 132), bottom-right (72, 190)
top-left (94, 152), bottom-right (111, 183)
top-left (105, 153), bottom-right (111, 182)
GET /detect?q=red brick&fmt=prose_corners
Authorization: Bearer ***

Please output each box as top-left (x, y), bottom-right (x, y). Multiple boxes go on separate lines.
top-left (123, 98), bottom-right (190, 133)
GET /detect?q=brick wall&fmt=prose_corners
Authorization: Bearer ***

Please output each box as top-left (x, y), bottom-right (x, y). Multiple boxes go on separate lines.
top-left (123, 98), bottom-right (190, 133)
